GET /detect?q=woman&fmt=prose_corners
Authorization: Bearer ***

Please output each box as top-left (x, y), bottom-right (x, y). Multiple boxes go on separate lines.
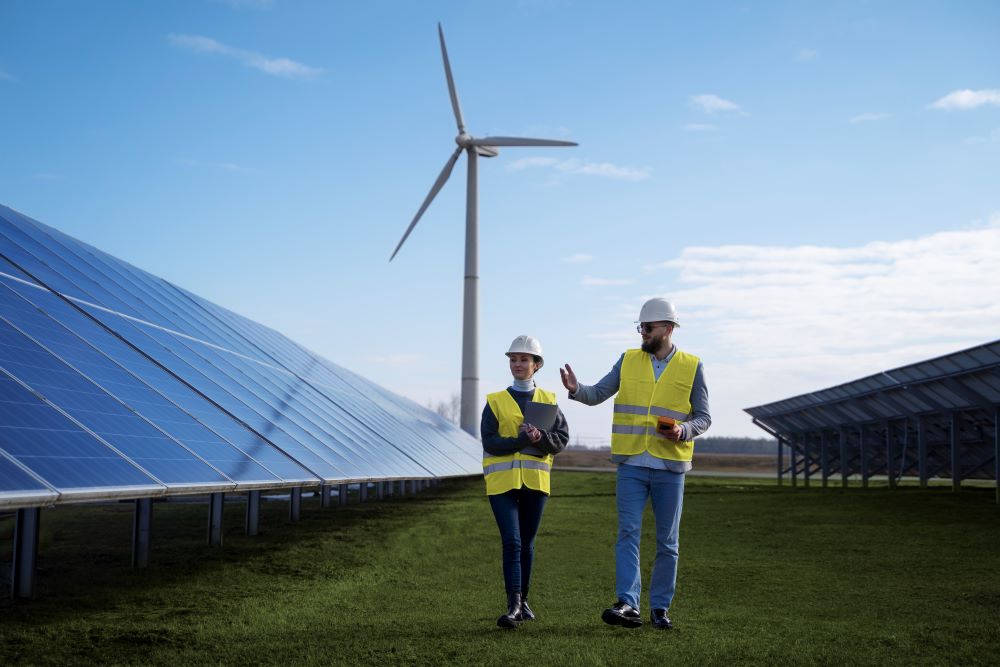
top-left (481, 334), bottom-right (569, 629)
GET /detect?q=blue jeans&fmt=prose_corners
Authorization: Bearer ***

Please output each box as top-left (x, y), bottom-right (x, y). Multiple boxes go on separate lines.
top-left (615, 464), bottom-right (685, 610)
top-left (488, 487), bottom-right (548, 594)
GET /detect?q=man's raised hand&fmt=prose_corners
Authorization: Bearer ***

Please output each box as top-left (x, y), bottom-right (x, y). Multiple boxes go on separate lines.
top-left (559, 364), bottom-right (578, 394)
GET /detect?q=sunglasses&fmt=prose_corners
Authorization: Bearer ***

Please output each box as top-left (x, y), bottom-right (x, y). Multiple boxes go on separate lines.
top-left (636, 323), bottom-right (670, 334)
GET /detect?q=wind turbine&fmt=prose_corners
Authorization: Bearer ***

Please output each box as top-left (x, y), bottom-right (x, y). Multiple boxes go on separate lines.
top-left (390, 23), bottom-right (577, 437)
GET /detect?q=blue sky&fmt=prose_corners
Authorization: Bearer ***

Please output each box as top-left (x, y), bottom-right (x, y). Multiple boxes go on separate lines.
top-left (2, 0), bottom-right (999, 444)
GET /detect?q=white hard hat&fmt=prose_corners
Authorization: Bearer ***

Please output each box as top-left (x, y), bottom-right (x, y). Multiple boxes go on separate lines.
top-left (506, 335), bottom-right (544, 369)
top-left (636, 297), bottom-right (679, 327)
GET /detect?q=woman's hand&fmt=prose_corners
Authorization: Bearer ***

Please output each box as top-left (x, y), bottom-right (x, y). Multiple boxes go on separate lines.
top-left (520, 423), bottom-right (542, 444)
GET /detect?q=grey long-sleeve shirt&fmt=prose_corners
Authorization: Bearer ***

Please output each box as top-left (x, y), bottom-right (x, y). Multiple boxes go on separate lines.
top-left (569, 346), bottom-right (711, 472)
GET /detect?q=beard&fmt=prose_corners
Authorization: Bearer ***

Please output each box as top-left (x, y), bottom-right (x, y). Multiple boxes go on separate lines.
top-left (641, 332), bottom-right (669, 354)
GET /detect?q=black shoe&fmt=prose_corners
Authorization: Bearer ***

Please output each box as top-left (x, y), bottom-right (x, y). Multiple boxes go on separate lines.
top-left (601, 600), bottom-right (642, 628)
top-left (497, 592), bottom-right (523, 629)
top-left (520, 597), bottom-right (536, 621)
top-left (651, 608), bottom-right (673, 630)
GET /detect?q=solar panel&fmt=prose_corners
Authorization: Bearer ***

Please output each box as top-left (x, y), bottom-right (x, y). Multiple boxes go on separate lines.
top-left (0, 203), bottom-right (481, 509)
top-left (4, 208), bottom-right (474, 479)
top-left (0, 449), bottom-right (56, 507)
top-left (0, 270), bottom-right (313, 486)
top-left (0, 372), bottom-right (161, 494)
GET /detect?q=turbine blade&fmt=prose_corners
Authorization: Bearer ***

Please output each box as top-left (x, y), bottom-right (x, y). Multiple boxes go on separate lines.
top-left (438, 23), bottom-right (465, 133)
top-left (472, 136), bottom-right (578, 147)
top-left (389, 147), bottom-right (464, 262)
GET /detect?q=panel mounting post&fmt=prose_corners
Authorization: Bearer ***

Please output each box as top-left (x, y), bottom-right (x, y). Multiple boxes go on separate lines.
top-left (11, 507), bottom-right (40, 600)
top-left (132, 498), bottom-right (152, 568)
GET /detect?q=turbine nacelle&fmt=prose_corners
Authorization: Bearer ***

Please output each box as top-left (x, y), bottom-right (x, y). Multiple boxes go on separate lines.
top-left (456, 133), bottom-right (497, 157)
top-left (474, 144), bottom-right (499, 158)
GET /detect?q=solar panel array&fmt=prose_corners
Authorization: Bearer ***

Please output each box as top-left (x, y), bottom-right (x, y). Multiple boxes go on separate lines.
top-left (0, 204), bottom-right (482, 510)
top-left (745, 340), bottom-right (1000, 486)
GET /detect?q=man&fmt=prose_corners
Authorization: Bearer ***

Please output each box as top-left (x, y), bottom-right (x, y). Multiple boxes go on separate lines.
top-left (559, 297), bottom-right (710, 630)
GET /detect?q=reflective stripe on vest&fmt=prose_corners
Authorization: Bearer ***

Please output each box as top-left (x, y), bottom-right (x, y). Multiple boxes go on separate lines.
top-left (611, 348), bottom-right (699, 461)
top-left (483, 387), bottom-right (557, 496)
top-left (482, 458), bottom-right (553, 476)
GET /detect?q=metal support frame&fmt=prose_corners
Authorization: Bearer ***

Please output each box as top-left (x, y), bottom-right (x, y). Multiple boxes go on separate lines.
top-left (803, 433), bottom-right (811, 488)
top-left (208, 492), bottom-right (224, 547)
top-left (885, 420), bottom-right (896, 489)
top-left (777, 436), bottom-right (784, 486)
top-left (860, 425), bottom-right (869, 488)
top-left (790, 438), bottom-right (798, 487)
top-left (400, 480), bottom-right (408, 497)
top-left (359, 483), bottom-right (368, 503)
top-left (245, 490), bottom-right (261, 536)
top-left (289, 487), bottom-right (301, 522)
top-left (338, 483), bottom-right (348, 505)
top-left (385, 480), bottom-right (395, 497)
top-left (820, 430), bottom-right (829, 488)
top-left (898, 418), bottom-right (910, 481)
top-left (11, 507), bottom-right (40, 599)
top-left (320, 484), bottom-right (332, 508)
top-left (132, 498), bottom-right (152, 568)
top-left (840, 428), bottom-right (848, 488)
top-left (994, 406), bottom-right (999, 505)
top-left (376, 481), bottom-right (385, 500)
top-left (917, 416), bottom-right (928, 487)
top-left (951, 411), bottom-right (961, 491)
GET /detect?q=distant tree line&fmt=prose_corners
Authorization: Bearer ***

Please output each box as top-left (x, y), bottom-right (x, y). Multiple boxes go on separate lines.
top-left (694, 436), bottom-right (778, 454)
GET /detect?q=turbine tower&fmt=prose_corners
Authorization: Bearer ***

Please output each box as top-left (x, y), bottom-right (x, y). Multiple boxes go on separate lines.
top-left (390, 23), bottom-right (577, 437)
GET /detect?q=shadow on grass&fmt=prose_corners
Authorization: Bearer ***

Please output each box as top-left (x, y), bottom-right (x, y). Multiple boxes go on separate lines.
top-left (0, 480), bottom-right (480, 619)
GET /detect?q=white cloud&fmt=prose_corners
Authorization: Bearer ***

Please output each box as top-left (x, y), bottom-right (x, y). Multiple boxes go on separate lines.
top-left (635, 218), bottom-right (1000, 433)
top-left (652, 218), bottom-right (1000, 381)
top-left (794, 48), bottom-right (819, 61)
top-left (563, 253), bottom-right (594, 263)
top-left (508, 157), bottom-right (650, 181)
top-left (167, 33), bottom-right (321, 79)
top-left (850, 112), bottom-right (891, 124)
top-left (690, 93), bottom-right (747, 115)
top-left (684, 123), bottom-right (718, 132)
top-left (582, 277), bottom-right (634, 286)
top-left (930, 89), bottom-right (1000, 111)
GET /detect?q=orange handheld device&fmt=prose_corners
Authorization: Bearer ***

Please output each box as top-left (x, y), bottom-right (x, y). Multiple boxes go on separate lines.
top-left (656, 416), bottom-right (676, 434)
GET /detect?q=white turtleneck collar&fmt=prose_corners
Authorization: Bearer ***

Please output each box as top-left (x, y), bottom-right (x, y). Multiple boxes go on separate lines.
top-left (510, 378), bottom-right (535, 393)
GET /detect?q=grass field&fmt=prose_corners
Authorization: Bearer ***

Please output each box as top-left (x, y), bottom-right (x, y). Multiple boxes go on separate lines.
top-left (2, 473), bottom-right (999, 666)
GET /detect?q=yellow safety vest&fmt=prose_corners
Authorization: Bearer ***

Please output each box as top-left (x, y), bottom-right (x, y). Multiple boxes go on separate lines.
top-left (611, 348), bottom-right (699, 461)
top-left (483, 387), bottom-right (557, 496)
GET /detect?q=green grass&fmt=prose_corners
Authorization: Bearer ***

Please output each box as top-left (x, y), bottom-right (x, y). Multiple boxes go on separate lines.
top-left (2, 474), bottom-right (999, 665)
